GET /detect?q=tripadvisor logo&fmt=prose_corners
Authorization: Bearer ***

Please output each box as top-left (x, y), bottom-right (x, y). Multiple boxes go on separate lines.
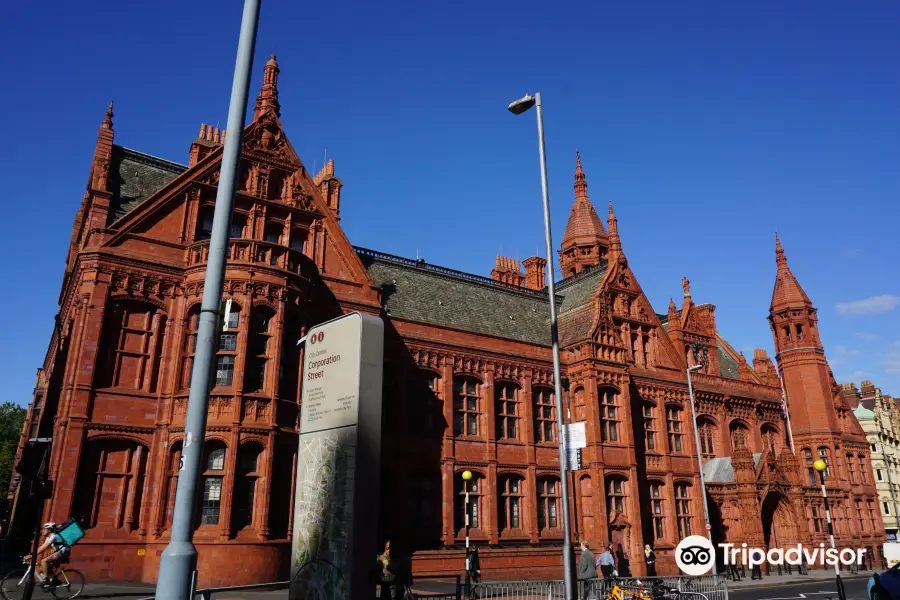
top-left (675, 536), bottom-right (868, 576)
top-left (675, 536), bottom-right (715, 576)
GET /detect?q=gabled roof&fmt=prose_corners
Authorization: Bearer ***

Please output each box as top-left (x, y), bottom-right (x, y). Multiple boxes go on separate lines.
top-left (702, 453), bottom-right (763, 483)
top-left (357, 248), bottom-right (557, 345)
top-left (107, 145), bottom-right (186, 223)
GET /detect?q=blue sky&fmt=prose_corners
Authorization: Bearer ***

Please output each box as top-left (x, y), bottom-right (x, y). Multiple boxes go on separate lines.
top-left (1, 1), bottom-right (898, 405)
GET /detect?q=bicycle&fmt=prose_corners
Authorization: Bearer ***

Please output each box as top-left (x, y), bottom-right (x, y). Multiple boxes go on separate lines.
top-left (1, 557), bottom-right (84, 600)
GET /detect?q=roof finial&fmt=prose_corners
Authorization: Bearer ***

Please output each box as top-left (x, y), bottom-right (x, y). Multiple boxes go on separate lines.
top-left (775, 232), bottom-right (787, 268)
top-left (574, 150), bottom-right (587, 199)
top-left (102, 100), bottom-right (114, 130)
top-left (254, 54), bottom-right (281, 120)
top-left (607, 199), bottom-right (620, 251)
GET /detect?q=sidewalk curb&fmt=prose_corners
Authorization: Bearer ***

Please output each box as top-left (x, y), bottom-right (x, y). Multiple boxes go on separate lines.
top-left (726, 573), bottom-right (872, 590)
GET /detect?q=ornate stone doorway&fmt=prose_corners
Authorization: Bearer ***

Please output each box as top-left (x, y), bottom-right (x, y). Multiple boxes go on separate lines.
top-left (608, 510), bottom-right (631, 561)
top-left (761, 491), bottom-right (798, 549)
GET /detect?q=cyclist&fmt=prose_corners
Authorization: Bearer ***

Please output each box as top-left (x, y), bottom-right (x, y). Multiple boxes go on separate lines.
top-left (24, 522), bottom-right (70, 585)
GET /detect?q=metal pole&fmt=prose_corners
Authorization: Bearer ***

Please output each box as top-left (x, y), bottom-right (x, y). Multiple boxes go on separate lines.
top-left (464, 484), bottom-right (470, 599)
top-left (155, 1), bottom-right (260, 598)
top-left (534, 92), bottom-right (576, 600)
top-left (21, 445), bottom-right (50, 600)
top-left (776, 369), bottom-right (796, 453)
top-left (686, 367), bottom-right (716, 579)
top-left (818, 470), bottom-right (846, 600)
top-left (563, 382), bottom-right (580, 545)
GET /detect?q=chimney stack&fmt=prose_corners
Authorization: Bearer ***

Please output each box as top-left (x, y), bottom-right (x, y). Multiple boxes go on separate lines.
top-left (523, 256), bottom-right (547, 291)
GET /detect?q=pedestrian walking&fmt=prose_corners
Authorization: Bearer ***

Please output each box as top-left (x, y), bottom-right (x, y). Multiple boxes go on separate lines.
top-left (616, 544), bottom-right (631, 577)
top-left (578, 541), bottom-right (598, 600)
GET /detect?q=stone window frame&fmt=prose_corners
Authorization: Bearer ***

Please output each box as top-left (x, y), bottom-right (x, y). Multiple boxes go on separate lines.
top-left (648, 481), bottom-right (666, 542)
top-left (533, 386), bottom-right (556, 444)
top-left (642, 401), bottom-right (658, 452)
top-left (231, 442), bottom-right (264, 533)
top-left (666, 404), bottom-right (685, 454)
top-left (200, 442), bottom-right (228, 526)
top-left (454, 469), bottom-right (484, 535)
top-left (98, 299), bottom-right (167, 392)
top-left (605, 475), bottom-right (627, 516)
top-left (674, 481), bottom-right (692, 539)
top-left (599, 387), bottom-right (620, 444)
top-left (697, 417), bottom-right (717, 459)
top-left (453, 376), bottom-right (482, 438)
top-left (536, 476), bottom-right (561, 532)
top-left (495, 382), bottom-right (520, 441)
top-left (215, 300), bottom-right (242, 388)
top-left (498, 472), bottom-right (525, 535)
top-left (244, 304), bottom-right (275, 393)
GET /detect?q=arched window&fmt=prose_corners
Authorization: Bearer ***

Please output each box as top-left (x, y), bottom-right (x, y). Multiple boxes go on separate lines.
top-left (200, 444), bottom-right (227, 525)
top-left (534, 387), bottom-right (556, 443)
top-left (818, 447), bottom-right (831, 477)
top-left (196, 207), bottom-right (214, 241)
top-left (803, 448), bottom-right (816, 486)
top-left (643, 402), bottom-right (657, 451)
top-left (245, 307), bottom-right (274, 392)
top-left (264, 222), bottom-right (282, 245)
top-left (606, 477), bottom-right (626, 515)
top-left (537, 477), bottom-right (560, 531)
top-left (216, 302), bottom-right (241, 387)
top-left (729, 423), bottom-right (750, 450)
top-left (761, 425), bottom-right (780, 454)
top-left (495, 384), bottom-right (519, 440)
top-left (232, 444), bottom-right (263, 531)
top-left (163, 442), bottom-right (182, 531)
top-left (408, 475), bottom-right (441, 545)
top-left (230, 214), bottom-right (247, 238)
top-left (666, 406), bottom-right (684, 453)
top-left (180, 305), bottom-right (200, 390)
top-left (72, 439), bottom-right (149, 533)
top-left (453, 377), bottom-right (480, 437)
top-left (675, 483), bottom-right (692, 538)
top-left (410, 370), bottom-right (441, 436)
top-left (290, 228), bottom-right (307, 253)
top-left (97, 300), bottom-right (167, 392)
top-left (698, 419), bottom-right (717, 459)
top-left (498, 475), bottom-right (524, 532)
top-left (267, 442), bottom-right (296, 540)
top-left (599, 388), bottom-right (619, 443)
top-left (649, 482), bottom-right (665, 542)
top-left (454, 471), bottom-right (483, 532)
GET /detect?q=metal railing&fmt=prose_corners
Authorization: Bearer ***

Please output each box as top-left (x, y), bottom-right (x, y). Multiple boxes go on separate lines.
top-left (470, 576), bottom-right (726, 600)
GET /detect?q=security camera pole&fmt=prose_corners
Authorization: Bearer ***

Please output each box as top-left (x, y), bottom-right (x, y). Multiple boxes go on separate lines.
top-left (507, 92), bottom-right (575, 600)
top-left (814, 459), bottom-right (846, 600)
top-left (155, 1), bottom-right (260, 598)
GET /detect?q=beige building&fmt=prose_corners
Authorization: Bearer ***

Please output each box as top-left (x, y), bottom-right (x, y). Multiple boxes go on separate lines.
top-left (845, 381), bottom-right (900, 541)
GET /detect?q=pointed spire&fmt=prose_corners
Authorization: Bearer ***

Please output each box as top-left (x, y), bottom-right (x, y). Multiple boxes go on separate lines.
top-left (775, 232), bottom-right (787, 268)
top-left (254, 54), bottom-right (281, 120)
top-left (770, 233), bottom-right (812, 311)
top-left (607, 200), bottom-right (621, 254)
top-left (561, 152), bottom-right (607, 248)
top-left (102, 101), bottom-right (114, 130)
top-left (574, 150), bottom-right (588, 198)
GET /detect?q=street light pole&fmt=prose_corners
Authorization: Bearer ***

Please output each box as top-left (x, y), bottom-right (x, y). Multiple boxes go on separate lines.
top-left (686, 365), bottom-right (716, 577)
top-left (814, 460), bottom-right (846, 600)
top-left (508, 92), bottom-right (575, 600)
top-left (155, 1), bottom-right (260, 598)
top-left (462, 470), bottom-right (473, 599)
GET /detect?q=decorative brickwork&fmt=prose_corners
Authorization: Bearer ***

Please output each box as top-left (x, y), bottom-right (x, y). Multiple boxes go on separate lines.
top-left (7, 59), bottom-right (882, 588)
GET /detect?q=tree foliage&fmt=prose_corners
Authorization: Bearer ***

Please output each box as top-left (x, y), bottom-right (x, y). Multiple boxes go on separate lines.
top-left (0, 402), bottom-right (28, 513)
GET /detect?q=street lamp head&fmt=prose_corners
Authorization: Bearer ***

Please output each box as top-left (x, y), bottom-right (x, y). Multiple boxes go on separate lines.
top-left (461, 470), bottom-right (472, 481)
top-left (508, 94), bottom-right (536, 115)
top-left (688, 365), bottom-right (703, 373)
top-left (813, 459), bottom-right (827, 472)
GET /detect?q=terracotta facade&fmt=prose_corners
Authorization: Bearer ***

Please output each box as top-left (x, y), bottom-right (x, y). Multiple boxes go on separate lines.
top-left (7, 58), bottom-right (884, 586)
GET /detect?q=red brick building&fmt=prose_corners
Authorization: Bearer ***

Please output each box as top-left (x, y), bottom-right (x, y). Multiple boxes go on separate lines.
top-left (7, 58), bottom-right (884, 586)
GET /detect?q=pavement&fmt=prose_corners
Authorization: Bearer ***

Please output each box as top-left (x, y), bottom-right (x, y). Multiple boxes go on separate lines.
top-left (0, 570), bottom-right (878, 600)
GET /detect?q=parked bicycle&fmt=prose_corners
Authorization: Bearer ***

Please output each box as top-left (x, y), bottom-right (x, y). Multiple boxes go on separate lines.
top-left (1, 557), bottom-right (84, 600)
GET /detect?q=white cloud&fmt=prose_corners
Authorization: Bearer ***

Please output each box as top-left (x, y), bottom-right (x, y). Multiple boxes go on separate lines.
top-left (835, 370), bottom-right (873, 383)
top-left (855, 332), bottom-right (880, 342)
top-left (828, 358), bottom-right (844, 367)
top-left (834, 345), bottom-right (861, 357)
top-left (881, 345), bottom-right (900, 375)
top-left (835, 294), bottom-right (900, 316)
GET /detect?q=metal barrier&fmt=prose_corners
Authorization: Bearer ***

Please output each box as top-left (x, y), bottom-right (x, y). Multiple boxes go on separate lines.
top-left (471, 576), bottom-right (727, 600)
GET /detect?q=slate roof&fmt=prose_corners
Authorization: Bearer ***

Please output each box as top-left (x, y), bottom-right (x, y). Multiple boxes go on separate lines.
top-left (717, 344), bottom-right (740, 379)
top-left (357, 248), bottom-right (557, 345)
top-left (702, 453), bottom-right (763, 483)
top-left (556, 265), bottom-right (607, 346)
top-left (107, 145), bottom-right (186, 224)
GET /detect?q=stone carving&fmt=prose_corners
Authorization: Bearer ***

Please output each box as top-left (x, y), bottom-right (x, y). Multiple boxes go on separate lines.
top-left (682, 277), bottom-right (691, 297)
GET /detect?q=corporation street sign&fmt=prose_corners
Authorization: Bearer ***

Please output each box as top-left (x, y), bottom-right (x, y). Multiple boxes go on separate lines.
top-left (290, 312), bottom-right (384, 600)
